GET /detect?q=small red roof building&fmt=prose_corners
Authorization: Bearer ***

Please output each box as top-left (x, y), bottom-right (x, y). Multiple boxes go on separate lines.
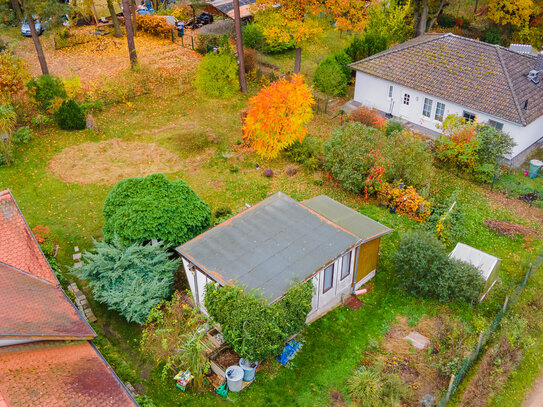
top-left (0, 190), bottom-right (138, 407)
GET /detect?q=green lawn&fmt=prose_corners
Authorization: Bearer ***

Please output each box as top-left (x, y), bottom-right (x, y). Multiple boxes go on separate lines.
top-left (2, 59), bottom-right (543, 406)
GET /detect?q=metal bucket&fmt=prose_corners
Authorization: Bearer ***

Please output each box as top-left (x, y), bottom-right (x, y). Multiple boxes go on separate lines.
top-left (239, 358), bottom-right (257, 382)
top-left (225, 365), bottom-right (244, 392)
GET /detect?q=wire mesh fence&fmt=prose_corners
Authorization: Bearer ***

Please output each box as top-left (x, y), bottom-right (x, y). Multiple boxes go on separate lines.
top-left (490, 165), bottom-right (543, 208)
top-left (437, 250), bottom-right (543, 406)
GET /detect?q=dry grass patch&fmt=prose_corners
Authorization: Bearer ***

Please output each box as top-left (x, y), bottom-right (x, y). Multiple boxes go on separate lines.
top-left (49, 138), bottom-right (183, 185)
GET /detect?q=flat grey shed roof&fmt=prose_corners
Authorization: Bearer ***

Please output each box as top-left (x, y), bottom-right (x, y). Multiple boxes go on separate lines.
top-left (177, 192), bottom-right (390, 302)
top-left (303, 195), bottom-right (392, 243)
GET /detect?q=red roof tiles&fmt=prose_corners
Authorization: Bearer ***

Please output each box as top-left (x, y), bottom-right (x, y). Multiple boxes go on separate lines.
top-left (0, 263), bottom-right (94, 340)
top-left (0, 341), bottom-right (137, 407)
top-left (0, 190), bottom-right (57, 284)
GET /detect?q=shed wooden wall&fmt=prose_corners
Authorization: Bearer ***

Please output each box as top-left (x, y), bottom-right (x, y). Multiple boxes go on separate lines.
top-left (355, 238), bottom-right (380, 285)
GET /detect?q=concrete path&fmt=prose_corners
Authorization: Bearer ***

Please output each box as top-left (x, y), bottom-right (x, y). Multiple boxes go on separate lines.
top-left (523, 373), bottom-right (543, 407)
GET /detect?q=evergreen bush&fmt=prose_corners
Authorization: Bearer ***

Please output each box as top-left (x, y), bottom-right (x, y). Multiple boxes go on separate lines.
top-left (283, 136), bottom-right (324, 170)
top-left (242, 23), bottom-right (266, 51)
top-left (54, 99), bottom-right (86, 130)
top-left (194, 53), bottom-right (239, 98)
top-left (76, 237), bottom-right (179, 324)
top-left (314, 57), bottom-right (348, 96)
top-left (394, 231), bottom-right (483, 302)
top-left (484, 26), bottom-right (501, 45)
top-left (102, 173), bottom-right (211, 247)
top-left (27, 74), bottom-right (67, 111)
top-left (345, 32), bottom-right (388, 62)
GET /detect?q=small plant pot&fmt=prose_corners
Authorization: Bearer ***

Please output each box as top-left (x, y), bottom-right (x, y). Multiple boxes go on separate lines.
top-left (238, 358), bottom-right (258, 382)
top-left (389, 207), bottom-right (397, 214)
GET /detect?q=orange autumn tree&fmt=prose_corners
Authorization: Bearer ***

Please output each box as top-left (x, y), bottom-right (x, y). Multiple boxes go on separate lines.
top-left (243, 75), bottom-right (315, 160)
top-left (320, 0), bottom-right (371, 32)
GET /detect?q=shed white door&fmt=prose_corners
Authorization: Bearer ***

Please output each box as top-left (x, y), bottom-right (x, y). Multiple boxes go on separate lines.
top-left (399, 91), bottom-right (411, 118)
top-left (336, 250), bottom-right (354, 294)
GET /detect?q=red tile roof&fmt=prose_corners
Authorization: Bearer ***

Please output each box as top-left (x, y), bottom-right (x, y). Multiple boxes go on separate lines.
top-left (0, 190), bottom-right (57, 284)
top-left (0, 262), bottom-right (95, 340)
top-left (0, 341), bottom-right (138, 407)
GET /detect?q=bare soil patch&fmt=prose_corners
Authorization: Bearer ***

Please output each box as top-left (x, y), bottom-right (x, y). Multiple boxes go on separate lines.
top-left (378, 316), bottom-right (446, 405)
top-left (485, 190), bottom-right (543, 226)
top-left (214, 348), bottom-right (240, 370)
top-left (484, 219), bottom-right (538, 238)
top-left (49, 138), bottom-right (183, 185)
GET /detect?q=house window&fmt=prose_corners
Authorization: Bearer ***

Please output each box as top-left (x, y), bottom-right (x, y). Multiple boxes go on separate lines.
top-left (435, 102), bottom-right (445, 122)
top-left (422, 98), bottom-right (433, 118)
top-left (488, 119), bottom-right (504, 131)
top-left (388, 85), bottom-right (393, 98)
top-left (323, 264), bottom-right (334, 293)
top-left (403, 94), bottom-right (410, 105)
top-left (463, 111), bottom-right (476, 122)
top-left (341, 252), bottom-right (351, 280)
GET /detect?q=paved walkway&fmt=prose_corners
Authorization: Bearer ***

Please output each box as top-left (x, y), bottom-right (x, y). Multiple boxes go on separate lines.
top-left (523, 373), bottom-right (543, 407)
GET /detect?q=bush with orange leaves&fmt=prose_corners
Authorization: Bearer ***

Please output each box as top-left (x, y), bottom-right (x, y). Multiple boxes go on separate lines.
top-left (350, 106), bottom-right (383, 128)
top-left (243, 75), bottom-right (315, 160)
top-left (136, 15), bottom-right (174, 38)
top-left (380, 182), bottom-right (431, 222)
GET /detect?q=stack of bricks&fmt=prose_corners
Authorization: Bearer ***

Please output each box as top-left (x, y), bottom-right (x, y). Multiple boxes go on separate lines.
top-left (68, 246), bottom-right (97, 323)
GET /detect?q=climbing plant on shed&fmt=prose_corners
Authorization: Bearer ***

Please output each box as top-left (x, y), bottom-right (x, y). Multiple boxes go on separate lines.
top-left (242, 75), bottom-right (315, 160)
top-left (204, 281), bottom-right (313, 362)
top-left (102, 173), bottom-right (211, 247)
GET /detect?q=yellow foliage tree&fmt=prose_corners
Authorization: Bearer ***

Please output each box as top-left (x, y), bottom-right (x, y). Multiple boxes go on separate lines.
top-left (243, 75), bottom-right (315, 160)
top-left (254, 0), bottom-right (324, 73)
top-left (321, 0), bottom-right (371, 32)
top-left (488, 0), bottom-right (534, 27)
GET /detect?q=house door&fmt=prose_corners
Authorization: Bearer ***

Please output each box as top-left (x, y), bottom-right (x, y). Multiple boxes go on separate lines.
top-left (399, 91), bottom-right (411, 118)
top-left (354, 239), bottom-right (381, 289)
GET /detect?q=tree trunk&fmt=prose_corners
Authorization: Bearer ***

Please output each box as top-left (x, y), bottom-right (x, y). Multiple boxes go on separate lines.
top-left (10, 0), bottom-right (23, 21)
top-left (293, 47), bottom-right (302, 74)
top-left (28, 17), bottom-right (49, 75)
top-left (122, 0), bottom-right (138, 68)
top-left (413, 0), bottom-right (420, 36)
top-left (232, 0), bottom-right (247, 93)
top-left (131, 0), bottom-right (137, 36)
top-left (108, 0), bottom-right (122, 37)
top-left (415, 0), bottom-right (429, 37)
top-left (427, 0), bottom-right (447, 32)
top-left (473, 0), bottom-right (478, 14)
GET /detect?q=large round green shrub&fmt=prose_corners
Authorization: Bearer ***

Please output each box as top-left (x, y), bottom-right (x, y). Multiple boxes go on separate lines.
top-left (54, 99), bottom-right (86, 130)
top-left (324, 122), bottom-right (380, 193)
top-left (102, 173), bottom-right (211, 247)
top-left (194, 53), bottom-right (239, 98)
top-left (394, 231), bottom-right (483, 303)
top-left (314, 57), bottom-right (348, 96)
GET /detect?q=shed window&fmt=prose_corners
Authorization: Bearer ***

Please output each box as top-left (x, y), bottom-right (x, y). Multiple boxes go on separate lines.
top-left (323, 264), bottom-right (334, 293)
top-left (341, 252), bottom-right (351, 280)
top-left (403, 94), bottom-right (410, 105)
top-left (463, 111), bottom-right (476, 122)
top-left (435, 102), bottom-right (445, 122)
top-left (388, 85), bottom-right (393, 98)
top-left (488, 119), bottom-right (504, 131)
top-left (422, 98), bottom-right (433, 118)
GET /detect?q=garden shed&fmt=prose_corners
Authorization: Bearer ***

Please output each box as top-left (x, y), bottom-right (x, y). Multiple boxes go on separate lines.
top-left (449, 242), bottom-right (501, 301)
top-left (176, 192), bottom-right (391, 322)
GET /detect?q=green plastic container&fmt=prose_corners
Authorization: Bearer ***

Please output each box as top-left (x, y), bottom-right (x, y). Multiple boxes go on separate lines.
top-left (528, 160), bottom-right (543, 179)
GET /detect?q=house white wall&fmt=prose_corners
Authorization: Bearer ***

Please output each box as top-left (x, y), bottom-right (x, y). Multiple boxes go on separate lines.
top-left (353, 71), bottom-right (543, 161)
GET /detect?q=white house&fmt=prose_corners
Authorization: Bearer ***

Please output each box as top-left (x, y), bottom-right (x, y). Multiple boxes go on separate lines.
top-left (350, 33), bottom-right (543, 165)
top-left (176, 192), bottom-right (391, 322)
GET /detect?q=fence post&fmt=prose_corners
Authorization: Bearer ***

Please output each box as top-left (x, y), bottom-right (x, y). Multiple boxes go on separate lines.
top-left (191, 36), bottom-right (194, 50)
top-left (171, 28), bottom-right (174, 43)
top-left (446, 374), bottom-right (456, 400)
top-left (491, 172), bottom-right (497, 191)
top-left (476, 331), bottom-right (484, 353)
top-left (503, 296), bottom-right (509, 312)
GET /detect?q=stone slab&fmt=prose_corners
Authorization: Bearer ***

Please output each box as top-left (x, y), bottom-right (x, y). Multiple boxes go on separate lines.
top-left (74, 246), bottom-right (79, 252)
top-left (73, 262), bottom-right (83, 268)
top-left (73, 253), bottom-right (82, 260)
top-left (405, 331), bottom-right (430, 350)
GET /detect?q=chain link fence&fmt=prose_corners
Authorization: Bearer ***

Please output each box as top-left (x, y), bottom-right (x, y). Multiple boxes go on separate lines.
top-left (437, 250), bottom-right (543, 406)
top-left (490, 164), bottom-right (543, 208)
